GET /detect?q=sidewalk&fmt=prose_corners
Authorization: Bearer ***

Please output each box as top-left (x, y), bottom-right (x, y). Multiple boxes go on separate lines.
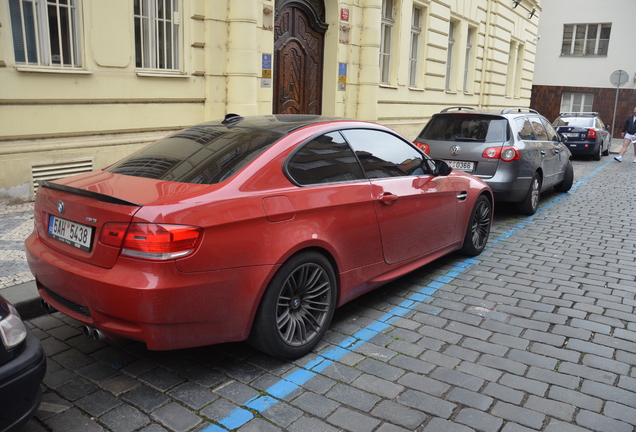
top-left (0, 202), bottom-right (40, 319)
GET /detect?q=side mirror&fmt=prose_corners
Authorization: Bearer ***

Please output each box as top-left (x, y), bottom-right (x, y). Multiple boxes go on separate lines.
top-left (425, 159), bottom-right (452, 176)
top-left (559, 133), bottom-right (568, 142)
top-left (605, 125), bottom-right (610, 130)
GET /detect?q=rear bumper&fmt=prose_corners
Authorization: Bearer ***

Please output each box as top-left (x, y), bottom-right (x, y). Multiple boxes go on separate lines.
top-left (25, 232), bottom-right (276, 350)
top-left (564, 141), bottom-right (601, 155)
top-left (0, 327), bottom-right (46, 432)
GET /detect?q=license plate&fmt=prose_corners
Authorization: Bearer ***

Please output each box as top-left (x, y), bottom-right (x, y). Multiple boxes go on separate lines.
top-left (445, 160), bottom-right (475, 172)
top-left (565, 133), bottom-right (580, 138)
top-left (47, 215), bottom-right (93, 252)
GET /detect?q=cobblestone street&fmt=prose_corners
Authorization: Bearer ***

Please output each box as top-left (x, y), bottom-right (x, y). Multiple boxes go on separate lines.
top-left (6, 155), bottom-right (636, 432)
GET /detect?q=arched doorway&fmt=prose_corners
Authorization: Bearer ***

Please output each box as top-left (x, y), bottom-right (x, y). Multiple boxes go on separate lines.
top-left (273, 0), bottom-right (327, 114)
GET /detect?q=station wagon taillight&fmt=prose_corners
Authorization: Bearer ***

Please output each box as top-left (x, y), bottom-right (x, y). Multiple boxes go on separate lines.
top-left (100, 223), bottom-right (203, 260)
top-left (482, 146), bottom-right (520, 162)
top-left (414, 141), bottom-right (430, 154)
top-left (586, 129), bottom-right (597, 139)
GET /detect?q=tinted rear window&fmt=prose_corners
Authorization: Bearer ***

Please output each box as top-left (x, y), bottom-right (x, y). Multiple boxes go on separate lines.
top-left (418, 115), bottom-right (508, 142)
top-left (107, 125), bottom-right (281, 184)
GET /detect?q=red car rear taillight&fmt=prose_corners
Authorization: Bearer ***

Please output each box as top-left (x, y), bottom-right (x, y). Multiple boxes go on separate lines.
top-left (586, 129), bottom-right (597, 138)
top-left (100, 223), bottom-right (202, 260)
top-left (482, 146), bottom-right (520, 161)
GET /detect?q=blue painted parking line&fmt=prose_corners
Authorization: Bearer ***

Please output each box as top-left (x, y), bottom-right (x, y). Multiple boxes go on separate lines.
top-left (202, 160), bottom-right (610, 431)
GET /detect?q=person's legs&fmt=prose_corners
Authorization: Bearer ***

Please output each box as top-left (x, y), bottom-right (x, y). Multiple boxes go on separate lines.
top-left (615, 138), bottom-right (631, 161)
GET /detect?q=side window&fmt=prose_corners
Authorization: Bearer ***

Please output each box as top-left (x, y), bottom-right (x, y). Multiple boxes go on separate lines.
top-left (341, 129), bottom-right (424, 179)
top-left (596, 118), bottom-right (604, 129)
top-left (286, 132), bottom-right (366, 185)
top-left (515, 118), bottom-right (535, 141)
top-left (529, 117), bottom-right (548, 141)
top-left (541, 118), bottom-right (559, 142)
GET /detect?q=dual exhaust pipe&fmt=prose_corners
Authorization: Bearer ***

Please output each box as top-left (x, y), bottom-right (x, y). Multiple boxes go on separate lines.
top-left (40, 298), bottom-right (109, 342)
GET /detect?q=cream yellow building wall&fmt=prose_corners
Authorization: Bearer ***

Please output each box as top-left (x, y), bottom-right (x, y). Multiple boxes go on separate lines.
top-left (0, 0), bottom-right (540, 202)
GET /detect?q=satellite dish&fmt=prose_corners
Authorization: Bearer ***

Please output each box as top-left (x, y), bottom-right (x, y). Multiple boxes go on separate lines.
top-left (610, 70), bottom-right (629, 87)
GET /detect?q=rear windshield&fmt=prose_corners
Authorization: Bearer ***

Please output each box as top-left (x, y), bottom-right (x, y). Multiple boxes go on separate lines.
top-left (553, 117), bottom-right (594, 128)
top-left (107, 125), bottom-right (281, 184)
top-left (418, 115), bottom-right (509, 142)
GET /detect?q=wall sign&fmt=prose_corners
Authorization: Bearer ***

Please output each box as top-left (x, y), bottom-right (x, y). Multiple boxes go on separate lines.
top-left (340, 8), bottom-right (349, 21)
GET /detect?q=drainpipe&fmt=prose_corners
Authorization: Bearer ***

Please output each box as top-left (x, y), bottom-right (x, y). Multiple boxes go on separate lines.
top-left (356, 0), bottom-right (381, 121)
top-left (227, 0), bottom-right (258, 115)
top-left (478, 0), bottom-right (493, 109)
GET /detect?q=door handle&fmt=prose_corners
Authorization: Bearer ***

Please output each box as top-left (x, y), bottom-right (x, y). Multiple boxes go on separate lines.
top-left (457, 192), bottom-right (467, 200)
top-left (540, 150), bottom-right (546, 156)
top-left (378, 192), bottom-right (399, 204)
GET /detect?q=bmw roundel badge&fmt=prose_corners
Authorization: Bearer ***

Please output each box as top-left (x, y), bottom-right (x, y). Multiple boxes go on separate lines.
top-left (57, 200), bottom-right (65, 215)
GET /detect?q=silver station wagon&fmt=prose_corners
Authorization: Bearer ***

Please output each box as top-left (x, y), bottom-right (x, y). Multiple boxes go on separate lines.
top-left (414, 107), bottom-right (573, 215)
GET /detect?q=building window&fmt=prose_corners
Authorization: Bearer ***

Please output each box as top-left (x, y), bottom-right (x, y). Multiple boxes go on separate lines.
top-left (134, 0), bottom-right (180, 70)
top-left (445, 21), bottom-right (455, 91)
top-left (408, 6), bottom-right (422, 87)
top-left (463, 27), bottom-right (474, 92)
top-left (561, 23), bottom-right (611, 56)
top-left (8, 0), bottom-right (81, 67)
top-left (560, 93), bottom-right (594, 112)
top-left (380, 0), bottom-right (394, 84)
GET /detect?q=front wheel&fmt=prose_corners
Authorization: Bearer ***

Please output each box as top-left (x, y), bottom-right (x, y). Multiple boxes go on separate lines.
top-left (459, 195), bottom-right (492, 256)
top-left (518, 172), bottom-right (541, 215)
top-left (554, 160), bottom-right (573, 193)
top-left (248, 252), bottom-right (337, 359)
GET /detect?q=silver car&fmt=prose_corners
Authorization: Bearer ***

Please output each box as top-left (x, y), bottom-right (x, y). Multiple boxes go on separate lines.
top-left (414, 107), bottom-right (573, 215)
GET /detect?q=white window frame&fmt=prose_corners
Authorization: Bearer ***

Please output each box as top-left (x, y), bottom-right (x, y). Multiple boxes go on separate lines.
top-left (561, 23), bottom-right (611, 56)
top-left (134, 0), bottom-right (181, 70)
top-left (445, 21), bottom-right (455, 91)
top-left (560, 93), bottom-right (594, 113)
top-left (408, 6), bottom-right (422, 88)
top-left (8, 0), bottom-right (81, 67)
top-left (379, 0), bottom-right (394, 84)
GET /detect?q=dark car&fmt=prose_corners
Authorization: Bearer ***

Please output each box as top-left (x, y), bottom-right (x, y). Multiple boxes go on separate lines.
top-left (414, 107), bottom-right (573, 215)
top-left (0, 295), bottom-right (46, 432)
top-left (26, 114), bottom-right (493, 359)
top-left (552, 112), bottom-right (611, 160)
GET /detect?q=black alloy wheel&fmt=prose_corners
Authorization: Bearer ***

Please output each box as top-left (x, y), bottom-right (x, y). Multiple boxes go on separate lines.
top-left (249, 252), bottom-right (336, 359)
top-left (519, 173), bottom-right (541, 215)
top-left (459, 195), bottom-right (491, 256)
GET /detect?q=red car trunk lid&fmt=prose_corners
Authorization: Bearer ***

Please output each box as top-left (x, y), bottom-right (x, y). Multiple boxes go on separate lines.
top-left (33, 171), bottom-right (207, 269)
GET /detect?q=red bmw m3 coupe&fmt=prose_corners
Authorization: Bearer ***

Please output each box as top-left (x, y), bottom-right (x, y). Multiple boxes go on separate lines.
top-left (25, 114), bottom-right (493, 358)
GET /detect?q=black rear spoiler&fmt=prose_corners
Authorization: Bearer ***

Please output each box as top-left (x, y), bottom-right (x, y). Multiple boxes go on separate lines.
top-left (39, 180), bottom-right (142, 207)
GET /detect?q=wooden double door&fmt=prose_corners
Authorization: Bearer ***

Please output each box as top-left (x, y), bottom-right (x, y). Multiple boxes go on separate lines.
top-left (273, 0), bottom-right (327, 115)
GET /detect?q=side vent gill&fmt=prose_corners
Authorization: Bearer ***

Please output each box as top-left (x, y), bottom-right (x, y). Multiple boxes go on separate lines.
top-left (31, 159), bottom-right (94, 200)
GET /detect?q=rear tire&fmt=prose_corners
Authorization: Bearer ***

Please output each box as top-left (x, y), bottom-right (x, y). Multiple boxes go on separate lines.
top-left (554, 160), bottom-right (574, 193)
top-left (593, 143), bottom-right (602, 161)
top-left (602, 141), bottom-right (610, 156)
top-left (248, 252), bottom-right (336, 359)
top-left (459, 195), bottom-right (491, 256)
top-left (518, 173), bottom-right (541, 215)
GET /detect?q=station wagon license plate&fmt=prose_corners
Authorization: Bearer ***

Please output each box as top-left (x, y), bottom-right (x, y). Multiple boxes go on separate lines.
top-left (47, 215), bottom-right (93, 252)
top-left (445, 160), bottom-right (475, 172)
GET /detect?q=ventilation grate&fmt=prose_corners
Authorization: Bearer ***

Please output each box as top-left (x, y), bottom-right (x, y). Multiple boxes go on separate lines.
top-left (31, 159), bottom-right (94, 199)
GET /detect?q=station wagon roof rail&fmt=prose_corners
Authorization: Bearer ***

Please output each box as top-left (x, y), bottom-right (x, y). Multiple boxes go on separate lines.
top-left (500, 107), bottom-right (539, 115)
top-left (558, 112), bottom-right (599, 117)
top-left (440, 106), bottom-right (476, 113)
